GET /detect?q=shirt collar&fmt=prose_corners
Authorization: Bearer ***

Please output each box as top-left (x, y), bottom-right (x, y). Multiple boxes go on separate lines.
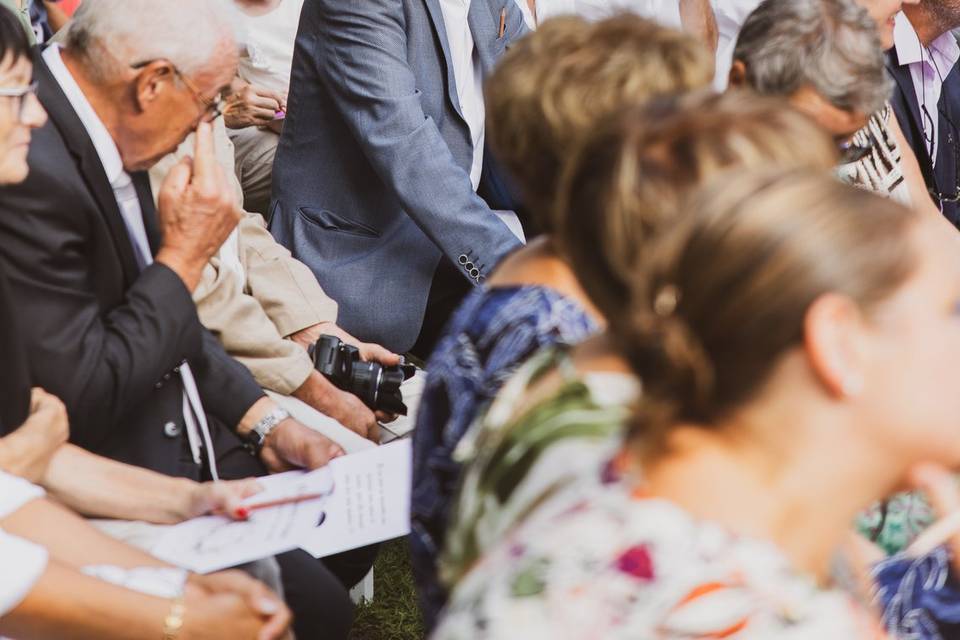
top-left (894, 11), bottom-right (960, 70)
top-left (41, 44), bottom-right (127, 187)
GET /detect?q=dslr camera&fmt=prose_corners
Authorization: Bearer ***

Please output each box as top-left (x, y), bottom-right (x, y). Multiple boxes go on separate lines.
top-left (309, 335), bottom-right (416, 415)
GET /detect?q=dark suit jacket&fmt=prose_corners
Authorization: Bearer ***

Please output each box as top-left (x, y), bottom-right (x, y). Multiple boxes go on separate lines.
top-left (0, 261), bottom-right (31, 434)
top-left (0, 52), bottom-right (265, 478)
top-left (269, 0), bottom-right (528, 353)
top-left (887, 47), bottom-right (960, 227)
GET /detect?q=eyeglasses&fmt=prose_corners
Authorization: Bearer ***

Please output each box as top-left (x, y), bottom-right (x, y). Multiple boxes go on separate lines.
top-left (130, 60), bottom-right (223, 123)
top-left (0, 81), bottom-right (38, 122)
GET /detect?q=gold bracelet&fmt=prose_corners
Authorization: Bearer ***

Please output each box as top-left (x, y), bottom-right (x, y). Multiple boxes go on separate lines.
top-left (162, 597), bottom-right (186, 640)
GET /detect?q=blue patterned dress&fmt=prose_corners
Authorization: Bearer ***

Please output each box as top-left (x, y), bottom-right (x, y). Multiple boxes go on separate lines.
top-left (410, 285), bottom-right (598, 628)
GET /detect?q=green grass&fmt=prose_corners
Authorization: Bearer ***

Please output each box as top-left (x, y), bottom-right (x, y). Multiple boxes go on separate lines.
top-left (350, 539), bottom-right (426, 640)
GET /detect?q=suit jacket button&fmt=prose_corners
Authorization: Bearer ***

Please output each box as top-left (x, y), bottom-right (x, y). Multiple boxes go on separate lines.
top-left (155, 381), bottom-right (163, 389)
top-left (163, 372), bottom-right (172, 381)
top-left (173, 366), bottom-right (181, 374)
top-left (470, 268), bottom-right (480, 278)
top-left (163, 421), bottom-right (181, 438)
top-left (458, 254), bottom-right (469, 265)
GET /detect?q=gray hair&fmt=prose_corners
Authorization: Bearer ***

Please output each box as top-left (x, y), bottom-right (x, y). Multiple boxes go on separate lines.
top-left (733, 0), bottom-right (891, 115)
top-left (65, 0), bottom-right (239, 81)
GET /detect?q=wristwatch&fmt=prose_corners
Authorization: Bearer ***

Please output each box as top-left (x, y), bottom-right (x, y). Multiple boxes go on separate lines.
top-left (242, 407), bottom-right (291, 456)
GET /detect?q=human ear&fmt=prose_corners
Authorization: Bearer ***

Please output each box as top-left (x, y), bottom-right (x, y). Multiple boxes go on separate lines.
top-left (803, 293), bottom-right (867, 399)
top-left (728, 59), bottom-right (748, 88)
top-left (133, 60), bottom-right (175, 113)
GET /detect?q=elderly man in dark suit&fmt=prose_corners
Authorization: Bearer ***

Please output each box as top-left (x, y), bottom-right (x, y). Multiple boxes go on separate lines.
top-left (270, 0), bottom-right (529, 358)
top-left (0, 0), bottom-right (361, 636)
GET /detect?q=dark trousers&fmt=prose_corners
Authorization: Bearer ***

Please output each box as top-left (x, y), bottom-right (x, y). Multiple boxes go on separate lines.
top-left (411, 257), bottom-right (472, 361)
top-left (212, 435), bottom-right (378, 639)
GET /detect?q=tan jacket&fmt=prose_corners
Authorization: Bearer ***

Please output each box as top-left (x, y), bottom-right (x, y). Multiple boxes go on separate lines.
top-left (150, 121), bottom-right (338, 395)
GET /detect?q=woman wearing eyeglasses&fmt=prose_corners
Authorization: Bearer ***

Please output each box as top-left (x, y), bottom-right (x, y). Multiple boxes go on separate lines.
top-left (0, 7), bottom-right (294, 639)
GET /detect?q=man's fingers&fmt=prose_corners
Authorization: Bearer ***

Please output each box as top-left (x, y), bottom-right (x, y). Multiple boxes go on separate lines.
top-left (250, 93), bottom-right (282, 112)
top-left (254, 87), bottom-right (286, 107)
top-left (162, 156), bottom-right (194, 199)
top-left (190, 121), bottom-right (218, 190)
top-left (361, 343), bottom-right (402, 366)
top-left (248, 108), bottom-right (280, 126)
top-left (375, 410), bottom-right (397, 424)
top-left (305, 436), bottom-right (345, 469)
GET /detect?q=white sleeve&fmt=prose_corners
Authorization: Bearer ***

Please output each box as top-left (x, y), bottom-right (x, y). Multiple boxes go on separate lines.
top-left (0, 472), bottom-right (44, 520)
top-left (0, 530), bottom-right (48, 617)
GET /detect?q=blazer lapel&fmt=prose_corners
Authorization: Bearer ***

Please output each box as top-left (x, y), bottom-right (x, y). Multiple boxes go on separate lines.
top-left (422, 0), bottom-right (466, 121)
top-left (34, 51), bottom-right (141, 285)
top-left (468, 0), bottom-right (502, 76)
top-left (888, 55), bottom-right (924, 125)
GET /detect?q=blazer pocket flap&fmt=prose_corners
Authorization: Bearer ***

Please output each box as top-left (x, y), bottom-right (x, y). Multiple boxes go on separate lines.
top-left (297, 207), bottom-right (381, 238)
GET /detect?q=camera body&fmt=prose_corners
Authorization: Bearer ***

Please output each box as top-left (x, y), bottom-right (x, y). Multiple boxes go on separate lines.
top-left (309, 335), bottom-right (415, 415)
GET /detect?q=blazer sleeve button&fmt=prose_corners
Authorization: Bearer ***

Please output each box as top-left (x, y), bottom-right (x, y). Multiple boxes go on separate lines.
top-left (458, 254), bottom-right (469, 265)
top-left (163, 421), bottom-right (181, 438)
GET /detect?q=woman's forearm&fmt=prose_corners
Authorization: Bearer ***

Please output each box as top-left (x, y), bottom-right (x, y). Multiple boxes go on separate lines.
top-left (0, 559), bottom-right (172, 640)
top-left (1, 498), bottom-right (169, 569)
top-left (42, 444), bottom-right (195, 524)
top-left (0, 429), bottom-right (39, 478)
top-left (679, 0), bottom-right (719, 53)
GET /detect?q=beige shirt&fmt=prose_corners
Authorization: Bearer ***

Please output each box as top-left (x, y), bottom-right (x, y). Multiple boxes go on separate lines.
top-left (149, 119), bottom-right (338, 395)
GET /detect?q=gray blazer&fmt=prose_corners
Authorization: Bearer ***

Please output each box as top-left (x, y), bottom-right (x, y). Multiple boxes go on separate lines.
top-left (269, 0), bottom-right (527, 353)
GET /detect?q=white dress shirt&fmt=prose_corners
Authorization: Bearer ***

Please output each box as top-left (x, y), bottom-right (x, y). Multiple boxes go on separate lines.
top-left (41, 45), bottom-right (220, 478)
top-left (518, 0), bottom-right (681, 28)
top-left (439, 0), bottom-right (486, 190)
top-left (712, 0), bottom-right (761, 90)
top-left (0, 472), bottom-right (47, 618)
top-left (893, 12), bottom-right (960, 166)
top-left (237, 0), bottom-right (305, 96)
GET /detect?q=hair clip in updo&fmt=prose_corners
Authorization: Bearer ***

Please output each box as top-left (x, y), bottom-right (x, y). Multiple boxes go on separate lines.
top-left (653, 284), bottom-right (681, 317)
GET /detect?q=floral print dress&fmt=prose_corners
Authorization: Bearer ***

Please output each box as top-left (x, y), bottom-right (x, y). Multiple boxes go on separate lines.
top-left (412, 288), bottom-right (598, 626)
top-left (433, 478), bottom-right (887, 640)
top-left (440, 347), bottom-right (637, 591)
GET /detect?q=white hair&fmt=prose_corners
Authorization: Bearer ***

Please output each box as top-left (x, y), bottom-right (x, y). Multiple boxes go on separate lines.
top-left (65, 0), bottom-right (239, 81)
top-left (733, 0), bottom-right (891, 116)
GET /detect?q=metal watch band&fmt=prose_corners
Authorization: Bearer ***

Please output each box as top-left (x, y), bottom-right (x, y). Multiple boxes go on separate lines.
top-left (243, 407), bottom-right (291, 455)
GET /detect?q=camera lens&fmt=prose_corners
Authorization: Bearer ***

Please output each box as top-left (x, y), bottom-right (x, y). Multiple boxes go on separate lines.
top-left (349, 362), bottom-right (383, 408)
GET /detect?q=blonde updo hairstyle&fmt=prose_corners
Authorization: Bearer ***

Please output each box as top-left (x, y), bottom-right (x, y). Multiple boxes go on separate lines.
top-left (623, 170), bottom-right (919, 452)
top-left (485, 13), bottom-right (713, 231)
top-left (556, 90), bottom-right (840, 325)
